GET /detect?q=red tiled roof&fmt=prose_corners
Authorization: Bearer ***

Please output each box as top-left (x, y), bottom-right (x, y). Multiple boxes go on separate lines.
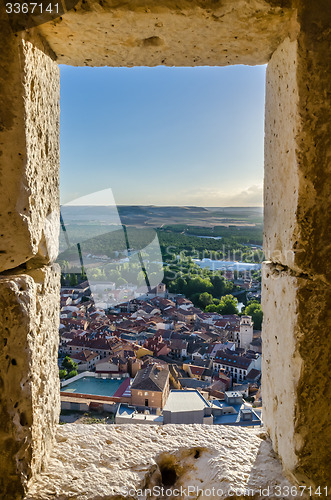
top-left (189, 365), bottom-right (205, 376)
top-left (71, 350), bottom-right (99, 362)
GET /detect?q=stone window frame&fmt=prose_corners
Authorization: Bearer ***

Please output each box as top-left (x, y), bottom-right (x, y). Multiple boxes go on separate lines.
top-left (0, 1), bottom-right (329, 496)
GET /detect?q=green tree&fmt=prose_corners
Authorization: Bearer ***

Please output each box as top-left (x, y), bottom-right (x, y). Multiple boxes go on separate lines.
top-left (69, 273), bottom-right (78, 286)
top-left (184, 276), bottom-right (213, 297)
top-left (210, 275), bottom-right (226, 297)
top-left (67, 370), bottom-right (78, 379)
top-left (244, 301), bottom-right (263, 329)
top-left (224, 280), bottom-right (234, 293)
top-left (62, 356), bottom-right (78, 372)
top-left (175, 276), bottom-right (187, 293)
top-left (206, 294), bottom-right (239, 315)
top-left (205, 304), bottom-right (218, 313)
top-left (59, 369), bottom-right (67, 379)
top-left (167, 280), bottom-right (177, 293)
top-left (218, 294), bottom-right (239, 314)
top-left (199, 292), bottom-right (214, 309)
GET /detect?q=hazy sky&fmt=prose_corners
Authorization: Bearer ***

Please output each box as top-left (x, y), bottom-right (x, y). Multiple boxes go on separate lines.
top-left (60, 65), bottom-right (266, 207)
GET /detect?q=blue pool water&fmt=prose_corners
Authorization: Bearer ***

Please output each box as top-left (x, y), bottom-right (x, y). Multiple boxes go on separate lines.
top-left (61, 377), bottom-right (124, 397)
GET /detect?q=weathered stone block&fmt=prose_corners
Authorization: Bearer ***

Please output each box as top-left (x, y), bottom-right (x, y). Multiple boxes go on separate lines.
top-left (262, 262), bottom-right (330, 486)
top-left (37, 0), bottom-right (294, 67)
top-left (0, 27), bottom-right (60, 273)
top-left (264, 38), bottom-right (301, 272)
top-left (264, 6), bottom-right (331, 282)
top-left (0, 265), bottom-right (60, 498)
top-left (25, 424), bottom-right (295, 499)
top-left (262, 262), bottom-right (302, 475)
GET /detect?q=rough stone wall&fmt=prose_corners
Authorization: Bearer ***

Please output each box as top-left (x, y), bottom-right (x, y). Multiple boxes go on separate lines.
top-left (0, 21), bottom-right (60, 273)
top-left (0, 18), bottom-right (61, 498)
top-left (36, 0), bottom-right (295, 67)
top-left (25, 424), bottom-right (297, 500)
top-left (264, 37), bottom-right (300, 271)
top-left (263, 1), bottom-right (331, 487)
top-left (0, 0), bottom-right (330, 496)
top-left (0, 266), bottom-right (60, 498)
top-left (262, 262), bottom-right (303, 474)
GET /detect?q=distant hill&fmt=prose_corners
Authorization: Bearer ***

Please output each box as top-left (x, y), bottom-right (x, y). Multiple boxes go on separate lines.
top-left (60, 205), bottom-right (263, 228)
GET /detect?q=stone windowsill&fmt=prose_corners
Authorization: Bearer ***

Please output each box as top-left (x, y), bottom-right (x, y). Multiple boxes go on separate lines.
top-left (25, 424), bottom-right (296, 499)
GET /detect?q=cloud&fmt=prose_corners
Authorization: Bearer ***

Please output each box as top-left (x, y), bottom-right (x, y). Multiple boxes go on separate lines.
top-left (61, 185), bottom-right (263, 208)
top-left (223, 184), bottom-right (263, 206)
top-left (163, 184), bottom-right (263, 207)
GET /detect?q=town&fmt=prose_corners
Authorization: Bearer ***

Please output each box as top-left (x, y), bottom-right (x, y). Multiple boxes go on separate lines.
top-left (59, 271), bottom-right (263, 427)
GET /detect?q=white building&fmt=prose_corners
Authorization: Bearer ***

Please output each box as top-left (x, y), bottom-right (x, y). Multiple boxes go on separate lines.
top-left (239, 316), bottom-right (254, 350)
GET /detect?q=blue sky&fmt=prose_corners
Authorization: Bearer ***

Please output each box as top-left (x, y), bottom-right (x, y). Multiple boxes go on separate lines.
top-left (60, 65), bottom-right (266, 207)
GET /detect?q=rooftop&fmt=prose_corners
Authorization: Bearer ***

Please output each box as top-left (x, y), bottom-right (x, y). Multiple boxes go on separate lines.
top-left (131, 364), bottom-right (169, 392)
top-left (163, 390), bottom-right (210, 413)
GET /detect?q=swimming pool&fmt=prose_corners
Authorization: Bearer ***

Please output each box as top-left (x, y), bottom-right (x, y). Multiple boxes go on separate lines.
top-left (61, 376), bottom-right (125, 398)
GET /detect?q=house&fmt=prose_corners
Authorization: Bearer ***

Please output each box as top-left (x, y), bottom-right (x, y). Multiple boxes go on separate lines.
top-left (208, 375), bottom-right (231, 397)
top-left (191, 346), bottom-right (208, 361)
top-left (208, 341), bottom-right (236, 360)
top-left (60, 308), bottom-right (73, 319)
top-left (70, 350), bottom-right (100, 371)
top-left (115, 404), bottom-right (163, 425)
top-left (212, 391), bottom-right (262, 426)
top-left (59, 330), bottom-right (81, 347)
top-left (64, 337), bottom-right (114, 358)
top-left (196, 312), bottom-right (222, 325)
top-left (249, 337), bottom-right (262, 353)
top-left (213, 349), bottom-right (257, 382)
top-left (176, 297), bottom-right (193, 307)
top-left (183, 364), bottom-right (212, 382)
top-left (194, 330), bottom-right (218, 343)
top-left (143, 335), bottom-right (171, 357)
top-left (150, 297), bottom-right (176, 311)
top-left (178, 378), bottom-right (210, 391)
top-left (131, 364), bottom-right (170, 409)
top-left (176, 308), bottom-right (196, 325)
top-left (245, 368), bottom-right (261, 383)
top-left (167, 338), bottom-right (187, 358)
top-left (127, 357), bottom-right (143, 377)
top-left (163, 390), bottom-right (213, 424)
top-left (95, 355), bottom-right (128, 374)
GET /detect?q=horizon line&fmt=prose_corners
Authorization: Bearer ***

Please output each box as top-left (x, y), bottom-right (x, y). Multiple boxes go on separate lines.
top-left (60, 204), bottom-right (264, 208)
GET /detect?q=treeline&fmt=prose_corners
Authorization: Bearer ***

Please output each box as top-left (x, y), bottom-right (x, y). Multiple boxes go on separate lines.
top-left (58, 227), bottom-right (157, 261)
top-left (59, 260), bottom-right (163, 288)
top-left (163, 258), bottom-right (263, 328)
top-left (58, 224), bottom-right (263, 265)
top-left (160, 224), bottom-right (263, 244)
top-left (163, 258), bottom-right (240, 309)
top-left (158, 231), bottom-right (263, 263)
